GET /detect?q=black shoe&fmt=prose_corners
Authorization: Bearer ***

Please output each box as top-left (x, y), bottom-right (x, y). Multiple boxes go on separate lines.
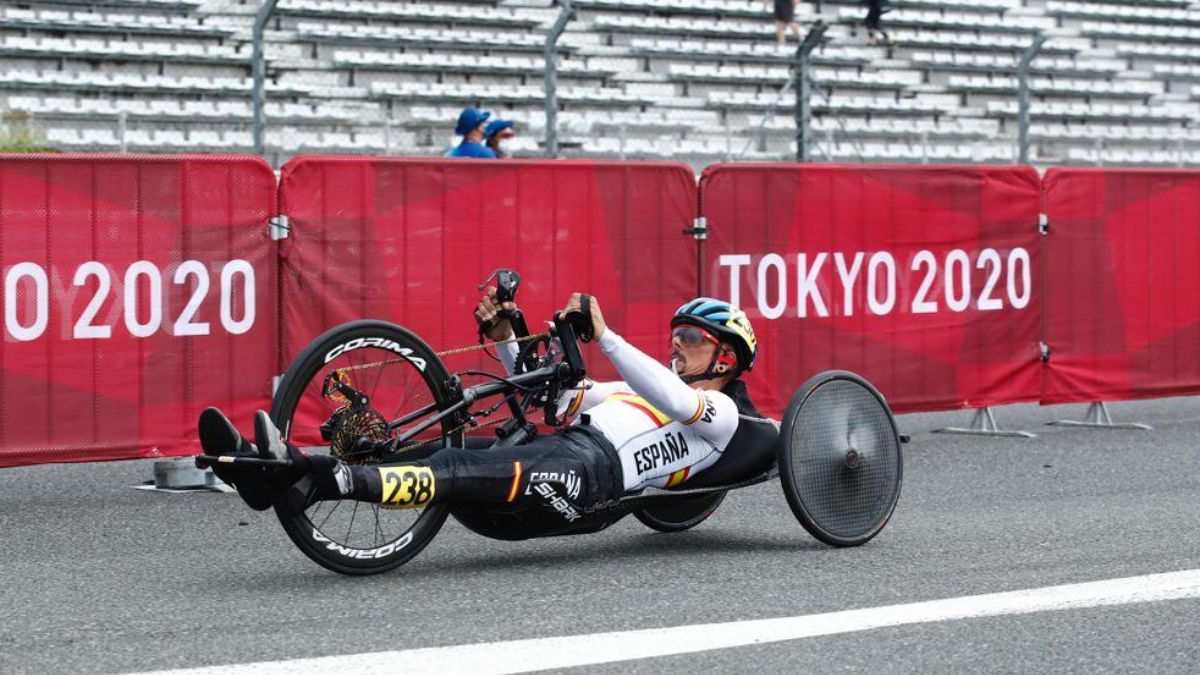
top-left (198, 407), bottom-right (254, 458)
top-left (252, 410), bottom-right (311, 488)
top-left (254, 410), bottom-right (288, 462)
top-left (196, 407), bottom-right (272, 511)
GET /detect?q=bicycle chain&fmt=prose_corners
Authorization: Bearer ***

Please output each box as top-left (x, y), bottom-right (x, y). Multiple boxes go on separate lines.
top-left (388, 415), bottom-right (509, 456)
top-left (330, 332), bottom-right (551, 373)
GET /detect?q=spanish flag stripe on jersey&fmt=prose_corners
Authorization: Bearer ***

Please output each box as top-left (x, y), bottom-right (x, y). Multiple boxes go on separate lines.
top-left (607, 393), bottom-right (671, 427)
top-left (683, 392), bottom-right (706, 425)
top-left (564, 388), bottom-right (585, 418)
top-left (665, 467), bottom-right (690, 488)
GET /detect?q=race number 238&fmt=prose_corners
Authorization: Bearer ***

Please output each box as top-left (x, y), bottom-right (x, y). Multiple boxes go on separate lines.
top-left (379, 467), bottom-right (435, 507)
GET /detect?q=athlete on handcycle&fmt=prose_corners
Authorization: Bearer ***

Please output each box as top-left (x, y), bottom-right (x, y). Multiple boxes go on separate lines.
top-left (199, 290), bottom-right (778, 536)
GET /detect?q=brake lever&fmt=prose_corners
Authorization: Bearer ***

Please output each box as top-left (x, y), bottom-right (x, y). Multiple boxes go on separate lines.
top-left (476, 268), bottom-right (529, 344)
top-left (478, 268), bottom-right (521, 304)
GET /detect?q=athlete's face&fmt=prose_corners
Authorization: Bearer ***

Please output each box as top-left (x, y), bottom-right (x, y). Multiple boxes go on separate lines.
top-left (668, 326), bottom-right (721, 377)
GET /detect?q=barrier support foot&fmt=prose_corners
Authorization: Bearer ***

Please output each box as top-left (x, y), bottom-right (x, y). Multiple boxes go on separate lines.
top-left (1048, 402), bottom-right (1151, 430)
top-left (152, 457), bottom-right (217, 490)
top-left (933, 407), bottom-right (1036, 438)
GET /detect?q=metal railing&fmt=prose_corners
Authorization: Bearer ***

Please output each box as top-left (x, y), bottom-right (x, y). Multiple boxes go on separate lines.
top-left (1017, 33), bottom-right (1048, 165)
top-left (251, 0), bottom-right (280, 157)
top-left (543, 0), bottom-right (575, 158)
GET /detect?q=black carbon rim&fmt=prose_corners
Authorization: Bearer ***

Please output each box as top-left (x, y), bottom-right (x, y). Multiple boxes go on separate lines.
top-left (270, 320), bottom-right (458, 575)
top-left (633, 491), bottom-right (727, 533)
top-left (779, 371), bottom-right (902, 547)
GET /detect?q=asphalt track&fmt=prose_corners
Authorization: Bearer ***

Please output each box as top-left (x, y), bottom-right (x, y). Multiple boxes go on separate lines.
top-left (2, 397), bottom-right (1199, 674)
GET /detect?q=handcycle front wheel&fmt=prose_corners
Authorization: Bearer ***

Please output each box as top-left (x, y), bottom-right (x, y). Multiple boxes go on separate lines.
top-left (269, 320), bottom-right (463, 576)
top-left (778, 370), bottom-right (903, 547)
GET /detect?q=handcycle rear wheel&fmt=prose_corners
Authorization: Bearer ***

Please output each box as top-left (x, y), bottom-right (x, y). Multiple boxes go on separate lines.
top-left (270, 320), bottom-right (462, 575)
top-left (633, 491), bottom-right (727, 533)
top-left (778, 370), bottom-right (903, 547)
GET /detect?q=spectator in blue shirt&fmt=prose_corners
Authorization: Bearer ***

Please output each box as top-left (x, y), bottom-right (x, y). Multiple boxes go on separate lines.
top-left (484, 119), bottom-right (516, 158)
top-left (447, 107), bottom-right (498, 158)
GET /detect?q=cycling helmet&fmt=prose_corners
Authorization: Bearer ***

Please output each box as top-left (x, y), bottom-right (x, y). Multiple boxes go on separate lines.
top-left (671, 297), bottom-right (758, 375)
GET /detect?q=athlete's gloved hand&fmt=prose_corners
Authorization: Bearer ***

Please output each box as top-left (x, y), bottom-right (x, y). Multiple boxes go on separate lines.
top-left (560, 292), bottom-right (607, 341)
top-left (474, 285), bottom-right (518, 342)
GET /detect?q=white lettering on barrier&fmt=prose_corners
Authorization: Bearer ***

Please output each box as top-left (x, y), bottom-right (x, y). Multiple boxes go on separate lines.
top-left (72, 261), bottom-right (113, 339)
top-left (719, 248), bottom-right (1034, 318)
top-left (834, 252), bottom-right (863, 316)
top-left (867, 252), bottom-right (896, 315)
top-left (173, 260), bottom-right (211, 337)
top-left (2, 259), bottom-right (256, 342)
top-left (911, 251), bottom-right (938, 315)
top-left (945, 249), bottom-right (971, 312)
top-left (125, 261), bottom-right (163, 338)
top-left (219, 260), bottom-right (255, 336)
top-left (977, 248), bottom-right (1004, 311)
top-left (718, 254), bottom-right (751, 307)
top-left (757, 253), bottom-right (787, 319)
top-left (796, 253), bottom-right (827, 318)
top-left (4, 262), bottom-right (48, 342)
top-left (1008, 248), bottom-right (1032, 309)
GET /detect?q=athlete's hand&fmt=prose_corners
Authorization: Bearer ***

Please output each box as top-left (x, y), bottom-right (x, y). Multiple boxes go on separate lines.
top-left (560, 292), bottom-right (607, 341)
top-left (475, 286), bottom-right (517, 342)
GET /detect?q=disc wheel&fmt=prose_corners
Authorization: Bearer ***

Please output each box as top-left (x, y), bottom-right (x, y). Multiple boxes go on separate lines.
top-left (633, 491), bottom-right (727, 533)
top-left (270, 320), bottom-right (462, 575)
top-left (778, 370), bottom-right (902, 547)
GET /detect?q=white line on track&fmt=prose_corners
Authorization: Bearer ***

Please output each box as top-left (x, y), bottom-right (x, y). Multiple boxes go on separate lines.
top-left (136, 569), bottom-right (1200, 675)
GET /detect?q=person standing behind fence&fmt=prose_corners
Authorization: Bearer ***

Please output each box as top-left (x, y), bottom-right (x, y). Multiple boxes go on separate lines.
top-left (484, 119), bottom-right (516, 159)
top-left (864, 0), bottom-right (892, 45)
top-left (446, 107), bottom-right (498, 158)
top-left (765, 0), bottom-right (802, 46)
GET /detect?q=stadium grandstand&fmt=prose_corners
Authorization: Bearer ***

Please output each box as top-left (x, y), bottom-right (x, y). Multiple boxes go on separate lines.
top-left (1, 0), bottom-right (1199, 168)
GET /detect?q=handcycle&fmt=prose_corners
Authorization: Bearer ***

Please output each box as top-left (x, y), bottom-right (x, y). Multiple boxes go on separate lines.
top-left (198, 270), bottom-right (904, 576)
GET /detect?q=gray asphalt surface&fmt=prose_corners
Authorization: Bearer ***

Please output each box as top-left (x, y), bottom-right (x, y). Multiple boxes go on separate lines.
top-left (1, 397), bottom-right (1198, 674)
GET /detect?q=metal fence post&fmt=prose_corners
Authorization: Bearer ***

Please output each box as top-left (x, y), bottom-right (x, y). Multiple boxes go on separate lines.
top-left (252, 0), bottom-right (280, 157)
top-left (117, 110), bottom-right (127, 153)
top-left (794, 22), bottom-right (827, 163)
top-left (1017, 33), bottom-right (1048, 165)
top-left (544, 0), bottom-right (575, 158)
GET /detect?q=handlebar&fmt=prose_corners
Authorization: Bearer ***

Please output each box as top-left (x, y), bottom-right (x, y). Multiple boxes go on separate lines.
top-left (551, 312), bottom-right (587, 386)
top-left (474, 268), bottom-right (592, 426)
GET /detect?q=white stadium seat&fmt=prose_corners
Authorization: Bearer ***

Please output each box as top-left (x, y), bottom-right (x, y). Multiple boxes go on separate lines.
top-left (1, 0), bottom-right (1197, 167)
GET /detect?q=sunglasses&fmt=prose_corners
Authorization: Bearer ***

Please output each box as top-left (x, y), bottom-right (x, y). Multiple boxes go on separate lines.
top-left (670, 326), bottom-right (720, 348)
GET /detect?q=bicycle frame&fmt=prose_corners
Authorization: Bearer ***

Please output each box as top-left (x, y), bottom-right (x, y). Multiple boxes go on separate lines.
top-left (387, 361), bottom-right (563, 449)
top-left (196, 312), bottom-right (587, 472)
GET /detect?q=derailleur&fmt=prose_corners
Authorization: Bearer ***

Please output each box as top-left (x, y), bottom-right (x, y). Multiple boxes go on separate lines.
top-left (319, 369), bottom-right (391, 463)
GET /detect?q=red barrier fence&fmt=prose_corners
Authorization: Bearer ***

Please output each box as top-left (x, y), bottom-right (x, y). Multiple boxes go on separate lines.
top-left (1043, 169), bottom-right (1200, 404)
top-left (0, 155), bottom-right (278, 468)
top-left (279, 156), bottom-right (698, 379)
top-left (3, 155), bottom-right (1200, 467)
top-left (699, 164), bottom-right (1044, 417)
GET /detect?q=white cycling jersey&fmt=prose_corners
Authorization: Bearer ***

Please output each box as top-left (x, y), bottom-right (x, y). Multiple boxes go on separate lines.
top-left (498, 329), bottom-right (739, 492)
